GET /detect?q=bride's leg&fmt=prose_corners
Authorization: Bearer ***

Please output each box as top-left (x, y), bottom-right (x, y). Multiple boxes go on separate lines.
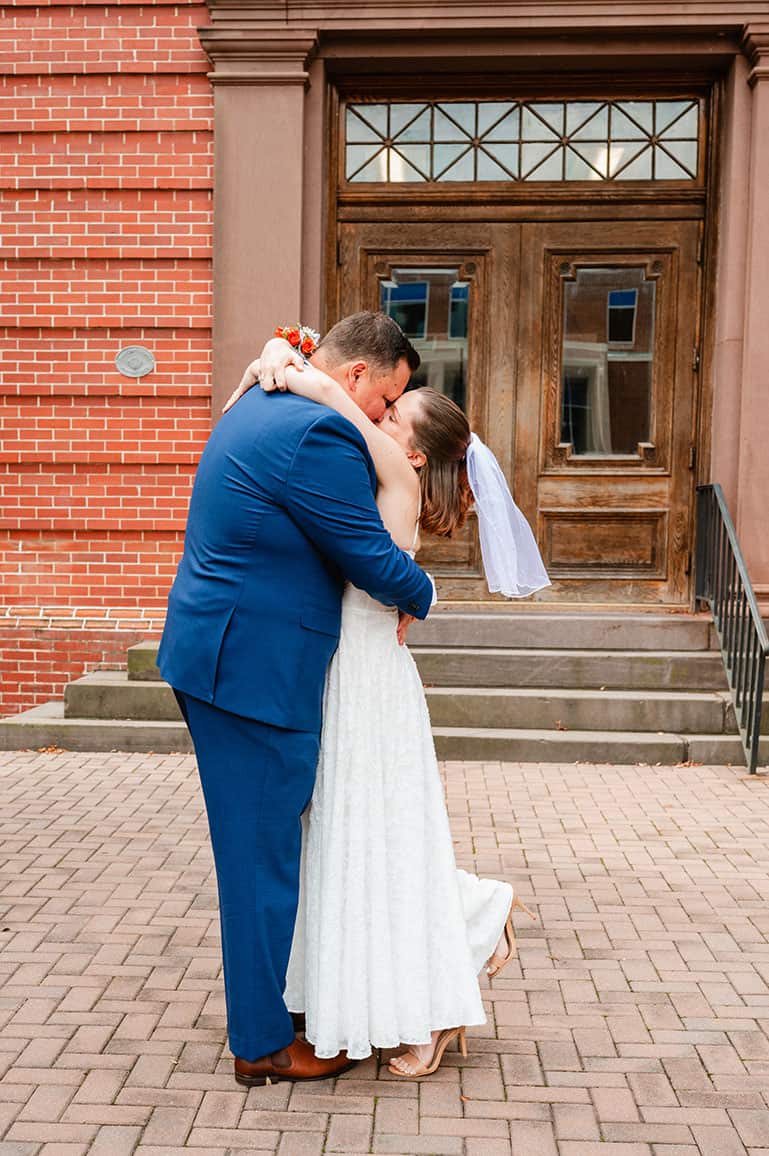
top-left (486, 895), bottom-right (537, 979)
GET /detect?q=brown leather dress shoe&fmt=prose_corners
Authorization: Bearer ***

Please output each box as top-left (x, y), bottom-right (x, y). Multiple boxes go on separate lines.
top-left (234, 1036), bottom-right (356, 1086)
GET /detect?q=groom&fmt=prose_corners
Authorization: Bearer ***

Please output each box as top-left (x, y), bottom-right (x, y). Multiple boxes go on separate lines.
top-left (158, 311), bottom-right (434, 1085)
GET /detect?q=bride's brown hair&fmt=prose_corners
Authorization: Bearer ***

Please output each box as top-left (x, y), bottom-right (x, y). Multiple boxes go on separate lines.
top-left (409, 388), bottom-right (473, 538)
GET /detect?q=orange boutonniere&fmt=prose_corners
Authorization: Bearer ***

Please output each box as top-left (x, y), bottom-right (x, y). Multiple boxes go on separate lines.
top-left (275, 324), bottom-right (320, 357)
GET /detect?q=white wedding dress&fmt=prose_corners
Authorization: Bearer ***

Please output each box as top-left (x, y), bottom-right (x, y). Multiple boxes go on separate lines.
top-left (284, 567), bottom-right (514, 1061)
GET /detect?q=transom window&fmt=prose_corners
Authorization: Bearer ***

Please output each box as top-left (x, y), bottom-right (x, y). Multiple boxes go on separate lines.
top-left (345, 100), bottom-right (699, 183)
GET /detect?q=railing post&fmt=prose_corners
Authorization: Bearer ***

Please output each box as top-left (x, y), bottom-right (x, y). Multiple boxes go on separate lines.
top-left (694, 483), bottom-right (768, 773)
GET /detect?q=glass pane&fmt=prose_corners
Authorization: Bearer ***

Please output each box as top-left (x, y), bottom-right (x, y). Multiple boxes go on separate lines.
top-left (433, 107), bottom-right (472, 141)
top-left (656, 140), bottom-right (697, 177)
top-left (566, 102), bottom-right (606, 137)
top-left (346, 144), bottom-right (386, 181)
top-left (483, 108), bottom-right (520, 141)
top-left (392, 144), bottom-right (431, 179)
top-left (346, 112), bottom-right (383, 143)
top-left (614, 102), bottom-right (653, 134)
top-left (436, 103), bottom-right (476, 135)
top-left (526, 148), bottom-right (564, 181)
top-left (387, 149), bottom-right (427, 182)
top-left (654, 146), bottom-right (693, 179)
top-left (437, 149), bottom-right (475, 181)
top-left (478, 102), bottom-right (516, 135)
top-left (609, 142), bottom-right (646, 178)
top-left (482, 142), bottom-right (519, 177)
top-left (347, 154), bottom-right (389, 183)
top-left (477, 146), bottom-right (517, 180)
top-left (521, 142), bottom-right (560, 178)
top-left (522, 106), bottom-right (561, 140)
top-left (655, 100), bottom-right (693, 134)
top-left (390, 104), bottom-right (429, 139)
top-left (565, 146), bottom-right (604, 180)
top-left (526, 103), bottom-right (564, 136)
top-left (610, 107), bottom-right (649, 141)
top-left (616, 148), bottom-right (653, 180)
top-left (352, 104), bottom-right (389, 136)
top-left (394, 109), bottom-right (432, 143)
top-left (433, 143), bottom-right (469, 177)
top-left (561, 267), bottom-right (655, 456)
top-left (380, 268), bottom-right (469, 411)
top-left (569, 143), bottom-right (608, 178)
top-left (659, 103), bottom-right (698, 139)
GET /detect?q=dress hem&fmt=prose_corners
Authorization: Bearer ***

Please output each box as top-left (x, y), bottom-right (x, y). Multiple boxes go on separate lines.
top-left (305, 1013), bottom-right (488, 1062)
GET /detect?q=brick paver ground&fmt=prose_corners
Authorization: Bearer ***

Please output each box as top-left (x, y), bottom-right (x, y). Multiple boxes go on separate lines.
top-left (1, 752), bottom-right (768, 1155)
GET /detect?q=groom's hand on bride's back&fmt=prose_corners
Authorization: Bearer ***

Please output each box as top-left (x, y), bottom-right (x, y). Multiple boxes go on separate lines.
top-left (223, 338), bottom-right (305, 412)
top-left (397, 611), bottom-right (416, 646)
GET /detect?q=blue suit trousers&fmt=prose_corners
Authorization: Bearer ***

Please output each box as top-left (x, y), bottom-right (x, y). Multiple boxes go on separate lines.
top-left (176, 691), bottom-right (319, 1061)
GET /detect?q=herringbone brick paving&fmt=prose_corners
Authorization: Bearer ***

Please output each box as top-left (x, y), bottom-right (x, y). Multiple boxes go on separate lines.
top-left (1, 752), bottom-right (768, 1155)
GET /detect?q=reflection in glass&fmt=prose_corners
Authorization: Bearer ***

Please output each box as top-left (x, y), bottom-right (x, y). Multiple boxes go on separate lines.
top-left (380, 268), bottom-right (469, 411)
top-left (561, 267), bottom-right (655, 456)
top-left (380, 280), bottom-right (429, 339)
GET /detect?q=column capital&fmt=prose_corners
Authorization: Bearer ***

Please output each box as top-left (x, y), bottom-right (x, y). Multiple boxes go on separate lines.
top-left (741, 23), bottom-right (769, 86)
top-left (199, 22), bottom-right (319, 85)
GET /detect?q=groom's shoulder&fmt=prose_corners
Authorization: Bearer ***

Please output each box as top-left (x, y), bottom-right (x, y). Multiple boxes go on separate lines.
top-left (215, 388), bottom-right (368, 462)
top-left (251, 389), bottom-right (367, 451)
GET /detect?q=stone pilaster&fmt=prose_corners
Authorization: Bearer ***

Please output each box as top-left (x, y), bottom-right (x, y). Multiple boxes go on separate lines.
top-left (199, 21), bottom-right (319, 413)
top-left (736, 24), bottom-right (769, 594)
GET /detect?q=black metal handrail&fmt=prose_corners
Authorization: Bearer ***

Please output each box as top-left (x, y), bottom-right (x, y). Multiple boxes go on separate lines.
top-left (695, 484), bottom-right (768, 774)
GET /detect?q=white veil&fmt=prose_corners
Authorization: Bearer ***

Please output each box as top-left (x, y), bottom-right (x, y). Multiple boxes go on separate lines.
top-left (466, 434), bottom-right (551, 599)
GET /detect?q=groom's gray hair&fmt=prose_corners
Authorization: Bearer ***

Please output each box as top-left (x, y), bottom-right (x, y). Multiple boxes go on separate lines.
top-left (316, 311), bottom-right (420, 374)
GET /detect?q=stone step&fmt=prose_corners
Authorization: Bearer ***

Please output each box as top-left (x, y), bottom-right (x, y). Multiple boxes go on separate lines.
top-left (413, 648), bottom-right (728, 690)
top-left (65, 672), bottom-right (181, 721)
top-left (65, 671), bottom-right (758, 735)
top-left (126, 616), bottom-right (716, 681)
top-left (0, 701), bottom-right (193, 754)
top-left (127, 642), bottom-right (162, 681)
top-left (411, 612), bottom-right (716, 651)
top-left (432, 727), bottom-right (768, 767)
top-left (425, 686), bottom-right (744, 735)
top-left (128, 641), bottom-right (727, 691)
top-left (3, 702), bottom-right (764, 767)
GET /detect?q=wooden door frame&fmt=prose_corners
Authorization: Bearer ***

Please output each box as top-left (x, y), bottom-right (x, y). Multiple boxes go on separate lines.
top-left (325, 75), bottom-right (722, 608)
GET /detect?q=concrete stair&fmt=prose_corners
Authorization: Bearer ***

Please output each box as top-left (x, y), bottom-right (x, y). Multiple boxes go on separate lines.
top-left (2, 611), bottom-right (767, 766)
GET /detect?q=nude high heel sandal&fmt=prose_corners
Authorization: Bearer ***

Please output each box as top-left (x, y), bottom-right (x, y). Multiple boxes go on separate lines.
top-left (486, 895), bottom-right (537, 982)
top-left (388, 1027), bottom-right (467, 1078)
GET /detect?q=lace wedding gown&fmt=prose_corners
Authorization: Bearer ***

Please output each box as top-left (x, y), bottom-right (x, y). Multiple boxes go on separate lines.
top-left (284, 576), bottom-right (514, 1061)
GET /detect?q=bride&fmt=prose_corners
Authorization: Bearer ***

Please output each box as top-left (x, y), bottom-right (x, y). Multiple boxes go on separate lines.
top-left (228, 329), bottom-right (548, 1079)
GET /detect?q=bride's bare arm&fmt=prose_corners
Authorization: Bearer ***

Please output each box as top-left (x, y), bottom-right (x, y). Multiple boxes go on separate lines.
top-left (280, 365), bottom-right (419, 502)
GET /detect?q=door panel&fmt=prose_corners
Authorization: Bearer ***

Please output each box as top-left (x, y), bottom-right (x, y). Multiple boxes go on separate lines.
top-left (337, 221), bottom-right (520, 598)
top-left (516, 220), bottom-right (699, 603)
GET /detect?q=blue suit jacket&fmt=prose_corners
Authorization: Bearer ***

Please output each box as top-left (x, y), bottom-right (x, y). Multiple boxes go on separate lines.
top-left (157, 386), bottom-right (434, 733)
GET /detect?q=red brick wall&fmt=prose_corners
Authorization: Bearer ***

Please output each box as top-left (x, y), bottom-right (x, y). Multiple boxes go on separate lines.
top-left (0, 3), bottom-right (213, 714)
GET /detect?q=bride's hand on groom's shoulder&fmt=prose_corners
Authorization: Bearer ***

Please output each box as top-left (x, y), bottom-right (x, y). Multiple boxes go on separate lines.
top-left (222, 338), bottom-right (306, 413)
top-left (222, 358), bottom-right (261, 412)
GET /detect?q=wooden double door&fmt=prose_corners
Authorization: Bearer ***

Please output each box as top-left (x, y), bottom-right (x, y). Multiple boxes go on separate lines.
top-left (337, 218), bottom-right (701, 605)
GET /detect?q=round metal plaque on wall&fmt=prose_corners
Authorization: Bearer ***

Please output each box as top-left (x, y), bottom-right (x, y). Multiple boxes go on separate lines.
top-left (115, 346), bottom-right (155, 378)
